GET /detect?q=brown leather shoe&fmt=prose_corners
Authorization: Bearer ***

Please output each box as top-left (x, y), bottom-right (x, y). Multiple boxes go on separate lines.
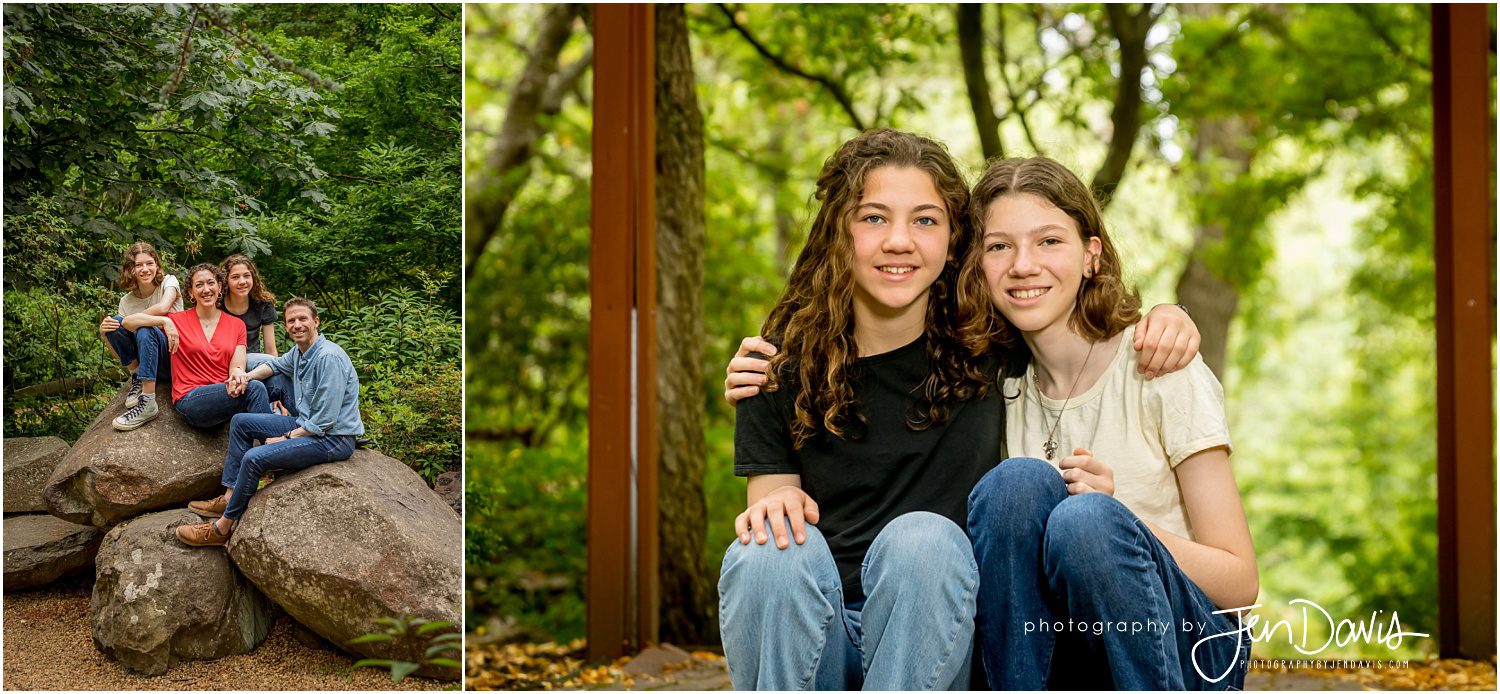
top-left (176, 519), bottom-right (229, 547)
top-left (187, 494), bottom-right (227, 518)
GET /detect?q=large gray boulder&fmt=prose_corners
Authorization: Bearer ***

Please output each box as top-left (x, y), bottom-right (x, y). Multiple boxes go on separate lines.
top-left (4, 436), bottom-right (69, 513)
top-left (3, 514), bottom-right (104, 590)
top-left (228, 449), bottom-right (461, 680)
top-left (44, 383), bottom-right (227, 528)
top-left (91, 509), bottom-right (276, 675)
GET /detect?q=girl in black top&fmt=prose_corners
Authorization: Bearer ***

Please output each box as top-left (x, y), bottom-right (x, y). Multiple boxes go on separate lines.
top-left (220, 254), bottom-right (279, 366)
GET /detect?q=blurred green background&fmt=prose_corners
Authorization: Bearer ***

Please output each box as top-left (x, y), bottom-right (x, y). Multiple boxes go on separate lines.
top-left (463, 3), bottom-right (1495, 659)
top-left (4, 4), bottom-right (463, 485)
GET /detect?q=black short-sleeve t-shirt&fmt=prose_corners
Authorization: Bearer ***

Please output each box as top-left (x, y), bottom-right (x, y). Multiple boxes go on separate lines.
top-left (733, 336), bottom-right (1006, 605)
top-left (227, 299), bottom-right (277, 353)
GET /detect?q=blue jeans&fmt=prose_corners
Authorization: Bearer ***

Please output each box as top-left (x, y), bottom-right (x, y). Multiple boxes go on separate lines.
top-left (221, 412), bottom-right (356, 520)
top-left (967, 458), bottom-right (1249, 690)
top-left (245, 352), bottom-right (293, 409)
top-left (104, 317), bottom-right (171, 382)
top-left (174, 380), bottom-right (270, 429)
top-left (718, 511), bottom-right (978, 690)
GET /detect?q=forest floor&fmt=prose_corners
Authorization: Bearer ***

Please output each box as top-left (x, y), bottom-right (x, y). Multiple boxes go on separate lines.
top-left (3, 573), bottom-right (449, 691)
top-left (465, 639), bottom-right (1497, 691)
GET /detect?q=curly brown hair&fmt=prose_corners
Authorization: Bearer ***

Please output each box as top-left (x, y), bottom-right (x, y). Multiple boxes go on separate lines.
top-left (762, 129), bottom-right (995, 449)
top-left (118, 241), bottom-right (166, 292)
top-left (184, 262), bottom-right (226, 309)
top-left (220, 254), bottom-right (277, 304)
top-left (958, 156), bottom-right (1142, 377)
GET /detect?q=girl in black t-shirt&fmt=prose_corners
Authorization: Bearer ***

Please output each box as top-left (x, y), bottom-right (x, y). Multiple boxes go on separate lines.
top-left (221, 253), bottom-right (279, 367)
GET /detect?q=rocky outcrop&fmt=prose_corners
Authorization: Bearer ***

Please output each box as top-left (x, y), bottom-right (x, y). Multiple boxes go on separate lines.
top-left (91, 509), bottom-right (276, 676)
top-left (45, 384), bottom-right (227, 528)
top-left (228, 449), bottom-right (461, 680)
top-left (4, 436), bottom-right (69, 513)
top-left (3, 514), bottom-right (104, 590)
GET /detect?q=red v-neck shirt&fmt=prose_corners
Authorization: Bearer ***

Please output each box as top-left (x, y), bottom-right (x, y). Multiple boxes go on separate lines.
top-left (167, 309), bottom-right (246, 401)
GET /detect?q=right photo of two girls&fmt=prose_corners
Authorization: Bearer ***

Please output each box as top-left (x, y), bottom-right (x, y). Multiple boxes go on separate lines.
top-left (463, 4), bottom-right (1495, 692)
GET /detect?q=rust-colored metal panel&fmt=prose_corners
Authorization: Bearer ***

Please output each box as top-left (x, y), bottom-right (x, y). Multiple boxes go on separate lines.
top-left (630, 4), bottom-right (661, 651)
top-left (1432, 2), bottom-right (1496, 660)
top-left (588, 3), bottom-right (657, 662)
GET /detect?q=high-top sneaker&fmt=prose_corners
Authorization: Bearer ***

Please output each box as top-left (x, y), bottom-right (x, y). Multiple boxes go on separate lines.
top-left (112, 394), bottom-right (159, 431)
top-left (124, 376), bottom-right (144, 409)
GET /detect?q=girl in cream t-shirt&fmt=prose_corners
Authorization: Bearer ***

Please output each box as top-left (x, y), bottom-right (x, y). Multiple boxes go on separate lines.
top-left (1005, 322), bottom-right (1232, 541)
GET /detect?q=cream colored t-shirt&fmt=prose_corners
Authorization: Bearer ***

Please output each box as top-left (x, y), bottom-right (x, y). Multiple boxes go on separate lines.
top-left (1004, 323), bottom-right (1231, 541)
top-left (118, 274), bottom-right (184, 316)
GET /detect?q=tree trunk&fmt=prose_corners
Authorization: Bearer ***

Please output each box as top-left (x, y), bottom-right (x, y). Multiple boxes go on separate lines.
top-left (1174, 117), bottom-right (1253, 378)
top-left (654, 3), bottom-right (714, 646)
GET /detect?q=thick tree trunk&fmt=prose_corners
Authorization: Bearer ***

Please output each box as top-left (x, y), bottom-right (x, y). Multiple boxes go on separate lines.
top-left (1174, 116), bottom-right (1253, 378)
top-left (654, 3), bottom-right (714, 646)
top-left (957, 4), bottom-right (1003, 161)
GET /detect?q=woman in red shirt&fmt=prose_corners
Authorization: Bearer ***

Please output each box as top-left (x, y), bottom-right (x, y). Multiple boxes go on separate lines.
top-left (118, 263), bottom-right (271, 430)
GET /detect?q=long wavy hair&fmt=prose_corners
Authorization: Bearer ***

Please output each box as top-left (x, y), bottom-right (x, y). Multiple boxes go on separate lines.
top-left (958, 156), bottom-right (1142, 379)
top-left (762, 129), bottom-right (995, 449)
top-left (118, 241), bottom-right (166, 292)
top-left (220, 254), bottom-right (276, 304)
top-left (184, 262), bottom-right (226, 309)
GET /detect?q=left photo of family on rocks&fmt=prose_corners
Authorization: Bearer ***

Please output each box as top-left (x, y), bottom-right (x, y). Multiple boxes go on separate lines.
top-left (2, 4), bottom-right (461, 690)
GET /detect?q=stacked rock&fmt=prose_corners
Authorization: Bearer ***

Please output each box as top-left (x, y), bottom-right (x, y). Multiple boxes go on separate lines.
top-left (5, 383), bottom-right (462, 681)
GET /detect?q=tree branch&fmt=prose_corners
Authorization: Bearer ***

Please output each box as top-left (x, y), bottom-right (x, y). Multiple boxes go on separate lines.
top-left (958, 4), bottom-right (1003, 160)
top-left (427, 3), bottom-right (455, 22)
top-left (994, 5), bottom-right (1044, 156)
top-left (714, 4), bottom-right (867, 130)
top-left (463, 4), bottom-right (583, 278)
top-left (1091, 4), bottom-right (1153, 205)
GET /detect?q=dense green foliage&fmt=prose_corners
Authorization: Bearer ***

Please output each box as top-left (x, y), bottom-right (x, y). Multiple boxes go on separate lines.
top-left (466, 3), bottom-right (1492, 658)
top-left (3, 4), bottom-right (461, 481)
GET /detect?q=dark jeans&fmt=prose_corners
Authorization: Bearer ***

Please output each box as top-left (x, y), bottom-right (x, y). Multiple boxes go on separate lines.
top-left (174, 380), bottom-right (269, 429)
top-left (967, 457), bottom-right (1250, 690)
top-left (221, 412), bottom-right (355, 520)
top-left (104, 317), bottom-right (171, 382)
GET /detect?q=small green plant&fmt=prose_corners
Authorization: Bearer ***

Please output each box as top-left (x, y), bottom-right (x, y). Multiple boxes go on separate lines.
top-left (349, 616), bottom-right (461, 684)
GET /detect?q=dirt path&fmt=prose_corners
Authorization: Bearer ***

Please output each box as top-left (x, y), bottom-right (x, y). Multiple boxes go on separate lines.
top-left (3, 573), bottom-right (448, 691)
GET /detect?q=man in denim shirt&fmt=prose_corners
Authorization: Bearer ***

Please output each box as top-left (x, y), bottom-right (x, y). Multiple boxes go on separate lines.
top-left (178, 297), bottom-right (364, 547)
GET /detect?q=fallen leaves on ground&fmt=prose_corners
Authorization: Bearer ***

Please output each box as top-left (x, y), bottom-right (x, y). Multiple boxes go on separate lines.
top-left (466, 639), bottom-right (636, 690)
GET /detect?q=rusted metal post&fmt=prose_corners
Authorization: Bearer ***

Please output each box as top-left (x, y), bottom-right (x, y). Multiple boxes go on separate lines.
top-left (1432, 2), bottom-right (1496, 660)
top-left (588, 3), bottom-right (657, 662)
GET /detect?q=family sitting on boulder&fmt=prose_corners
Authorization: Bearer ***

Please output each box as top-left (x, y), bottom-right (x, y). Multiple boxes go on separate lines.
top-left (98, 242), bottom-right (364, 548)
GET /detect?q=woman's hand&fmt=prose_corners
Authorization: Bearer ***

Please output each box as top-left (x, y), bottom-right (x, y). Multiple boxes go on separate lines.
top-left (160, 321), bottom-right (180, 353)
top-left (724, 336), bottom-right (776, 406)
top-left (1134, 304), bottom-right (1201, 379)
top-left (735, 485), bottom-right (819, 549)
top-left (1059, 447), bottom-right (1114, 496)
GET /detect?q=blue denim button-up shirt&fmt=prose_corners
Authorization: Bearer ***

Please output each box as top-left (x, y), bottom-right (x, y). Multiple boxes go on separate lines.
top-left (269, 335), bottom-right (365, 436)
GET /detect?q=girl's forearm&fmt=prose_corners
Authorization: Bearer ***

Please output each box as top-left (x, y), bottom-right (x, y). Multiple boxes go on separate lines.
top-left (1142, 518), bottom-right (1259, 611)
top-left (121, 313), bottom-right (169, 331)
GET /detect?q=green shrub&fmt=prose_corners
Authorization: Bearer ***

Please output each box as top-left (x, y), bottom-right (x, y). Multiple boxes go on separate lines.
top-left (360, 363), bottom-right (462, 484)
top-left (324, 286), bottom-right (461, 375)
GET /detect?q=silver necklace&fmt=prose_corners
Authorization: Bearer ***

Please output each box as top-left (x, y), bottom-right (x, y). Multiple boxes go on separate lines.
top-left (1034, 340), bottom-right (1097, 459)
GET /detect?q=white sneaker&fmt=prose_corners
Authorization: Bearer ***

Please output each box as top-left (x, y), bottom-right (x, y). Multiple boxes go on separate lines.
top-left (112, 395), bottom-right (159, 431)
top-left (124, 376), bottom-right (144, 409)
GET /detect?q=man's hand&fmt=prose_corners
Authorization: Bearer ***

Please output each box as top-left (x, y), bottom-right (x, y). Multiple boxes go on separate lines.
top-left (1134, 304), bottom-right (1200, 378)
top-left (100, 316), bottom-right (121, 335)
top-left (265, 434), bottom-right (289, 444)
top-left (1059, 447), bottom-right (1115, 496)
top-left (735, 485), bottom-right (819, 549)
top-left (724, 336), bottom-right (776, 406)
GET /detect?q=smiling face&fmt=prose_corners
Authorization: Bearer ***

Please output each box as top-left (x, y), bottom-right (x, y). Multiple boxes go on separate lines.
top-left (848, 166), bottom-right (953, 328)
top-left (188, 269), bottom-right (222, 309)
top-left (131, 253), bottom-right (159, 290)
top-left (226, 263), bottom-right (254, 300)
top-left (980, 193), bottom-right (1101, 339)
top-left (284, 304), bottom-right (319, 349)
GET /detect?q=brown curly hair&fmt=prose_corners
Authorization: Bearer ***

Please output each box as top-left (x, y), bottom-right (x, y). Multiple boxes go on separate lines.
top-left (183, 263), bottom-right (226, 309)
top-left (118, 241), bottom-right (166, 292)
top-left (220, 254), bottom-right (277, 304)
top-left (762, 129), bottom-right (995, 449)
top-left (958, 156), bottom-right (1142, 377)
